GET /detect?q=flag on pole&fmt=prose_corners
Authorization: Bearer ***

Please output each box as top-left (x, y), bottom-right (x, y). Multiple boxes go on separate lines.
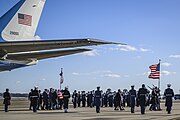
top-left (59, 68), bottom-right (64, 84)
top-left (148, 63), bottom-right (160, 79)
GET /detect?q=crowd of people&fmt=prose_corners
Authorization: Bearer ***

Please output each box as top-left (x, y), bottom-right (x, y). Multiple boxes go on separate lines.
top-left (28, 86), bottom-right (70, 112)
top-left (3, 84), bottom-right (175, 114)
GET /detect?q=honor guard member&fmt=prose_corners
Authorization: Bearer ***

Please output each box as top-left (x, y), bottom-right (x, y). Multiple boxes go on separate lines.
top-left (77, 91), bottom-right (81, 107)
top-left (3, 89), bottom-right (11, 112)
top-left (87, 91), bottom-right (90, 107)
top-left (114, 89), bottom-right (124, 111)
top-left (88, 91), bottom-right (94, 108)
top-left (104, 92), bottom-right (108, 107)
top-left (95, 86), bottom-right (102, 113)
top-left (149, 87), bottom-right (159, 111)
top-left (63, 87), bottom-right (70, 113)
top-left (42, 89), bottom-right (49, 110)
top-left (156, 87), bottom-right (162, 111)
top-left (81, 91), bottom-right (86, 107)
top-left (164, 84), bottom-right (174, 114)
top-left (72, 90), bottom-right (78, 108)
top-left (138, 84), bottom-right (148, 114)
top-left (101, 90), bottom-right (104, 107)
top-left (37, 90), bottom-right (43, 110)
top-left (31, 86), bottom-right (39, 112)
top-left (129, 85), bottom-right (136, 113)
top-left (108, 89), bottom-right (113, 107)
top-left (28, 89), bottom-right (33, 110)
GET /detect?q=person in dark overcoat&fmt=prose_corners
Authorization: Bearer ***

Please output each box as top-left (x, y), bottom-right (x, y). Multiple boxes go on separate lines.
top-left (3, 88), bottom-right (11, 112)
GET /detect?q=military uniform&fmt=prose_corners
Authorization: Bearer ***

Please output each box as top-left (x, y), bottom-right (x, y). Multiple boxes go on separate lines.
top-left (28, 89), bottom-right (33, 110)
top-left (129, 86), bottom-right (136, 113)
top-left (31, 88), bottom-right (39, 112)
top-left (114, 89), bottom-right (123, 111)
top-left (72, 90), bottom-right (78, 108)
top-left (38, 90), bottom-right (43, 110)
top-left (3, 89), bottom-right (11, 112)
top-left (108, 92), bottom-right (113, 107)
top-left (42, 89), bottom-right (49, 110)
top-left (88, 91), bottom-right (93, 108)
top-left (63, 87), bottom-right (70, 113)
top-left (77, 91), bottom-right (81, 107)
top-left (138, 84), bottom-right (148, 114)
top-left (104, 93), bottom-right (108, 107)
top-left (95, 87), bottom-right (102, 113)
top-left (81, 91), bottom-right (86, 107)
top-left (155, 88), bottom-right (162, 110)
top-left (164, 84), bottom-right (174, 114)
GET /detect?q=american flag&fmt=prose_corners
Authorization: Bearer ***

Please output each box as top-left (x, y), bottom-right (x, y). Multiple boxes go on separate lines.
top-left (148, 63), bottom-right (160, 79)
top-left (18, 13), bottom-right (32, 26)
top-left (59, 68), bottom-right (64, 84)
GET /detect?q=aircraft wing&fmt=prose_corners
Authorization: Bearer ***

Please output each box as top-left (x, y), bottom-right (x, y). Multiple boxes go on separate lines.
top-left (6, 48), bottom-right (91, 61)
top-left (0, 38), bottom-right (119, 54)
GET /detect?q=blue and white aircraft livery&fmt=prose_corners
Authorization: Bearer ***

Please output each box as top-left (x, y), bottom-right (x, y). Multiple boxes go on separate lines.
top-left (0, 0), bottom-right (120, 72)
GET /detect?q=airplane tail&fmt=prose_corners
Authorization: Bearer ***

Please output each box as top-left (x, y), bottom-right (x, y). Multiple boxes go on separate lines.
top-left (0, 0), bottom-right (46, 41)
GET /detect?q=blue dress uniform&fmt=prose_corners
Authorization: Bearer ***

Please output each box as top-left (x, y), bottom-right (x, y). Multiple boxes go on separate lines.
top-left (72, 90), bottom-right (78, 108)
top-left (31, 88), bottom-right (39, 112)
top-left (164, 84), bottom-right (174, 114)
top-left (63, 87), bottom-right (70, 113)
top-left (138, 84), bottom-right (148, 114)
top-left (42, 89), bottom-right (49, 110)
top-left (3, 89), bottom-right (11, 112)
top-left (95, 87), bottom-right (102, 113)
top-left (129, 86), bottom-right (136, 113)
top-left (81, 91), bottom-right (86, 107)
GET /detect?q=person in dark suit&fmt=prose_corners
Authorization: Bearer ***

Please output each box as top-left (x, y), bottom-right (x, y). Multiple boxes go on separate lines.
top-left (164, 84), bottom-right (174, 114)
top-left (3, 88), bottom-right (11, 112)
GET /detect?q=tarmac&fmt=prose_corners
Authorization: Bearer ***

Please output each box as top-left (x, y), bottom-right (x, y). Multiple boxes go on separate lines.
top-left (0, 98), bottom-right (180, 120)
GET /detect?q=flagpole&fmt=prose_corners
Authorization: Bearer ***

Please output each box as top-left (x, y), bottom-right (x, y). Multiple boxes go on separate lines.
top-left (60, 68), bottom-right (63, 90)
top-left (158, 59), bottom-right (161, 89)
top-left (60, 79), bottom-right (61, 90)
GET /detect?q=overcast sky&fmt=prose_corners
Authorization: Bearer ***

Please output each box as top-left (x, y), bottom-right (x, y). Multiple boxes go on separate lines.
top-left (0, 0), bottom-right (180, 94)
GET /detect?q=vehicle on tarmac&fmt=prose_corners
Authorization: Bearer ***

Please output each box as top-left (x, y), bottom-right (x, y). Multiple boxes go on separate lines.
top-left (174, 94), bottom-right (180, 100)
